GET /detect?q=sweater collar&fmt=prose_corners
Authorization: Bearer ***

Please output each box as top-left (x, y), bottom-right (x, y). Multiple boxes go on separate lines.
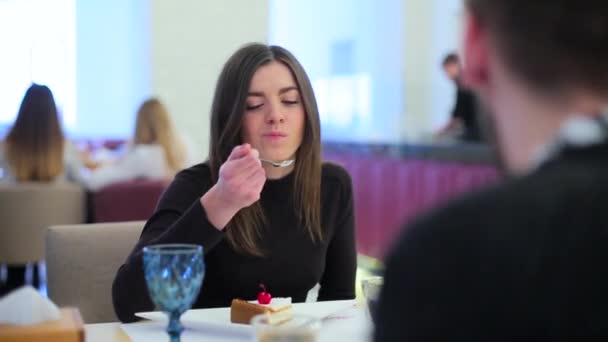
top-left (532, 110), bottom-right (608, 170)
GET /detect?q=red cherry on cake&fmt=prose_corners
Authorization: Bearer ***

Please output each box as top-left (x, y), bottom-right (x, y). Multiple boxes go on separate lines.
top-left (257, 284), bottom-right (272, 304)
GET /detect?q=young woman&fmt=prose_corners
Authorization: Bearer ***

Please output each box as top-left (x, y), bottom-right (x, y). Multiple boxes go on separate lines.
top-left (0, 83), bottom-right (84, 295)
top-left (85, 98), bottom-right (188, 190)
top-left (112, 43), bottom-right (357, 322)
top-left (0, 84), bottom-right (83, 183)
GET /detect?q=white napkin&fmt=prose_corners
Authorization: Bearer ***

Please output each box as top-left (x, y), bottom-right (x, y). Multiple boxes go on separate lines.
top-left (0, 286), bottom-right (61, 325)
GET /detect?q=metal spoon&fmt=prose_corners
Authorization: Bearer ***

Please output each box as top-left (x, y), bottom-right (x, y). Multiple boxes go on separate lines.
top-left (260, 158), bottom-right (295, 168)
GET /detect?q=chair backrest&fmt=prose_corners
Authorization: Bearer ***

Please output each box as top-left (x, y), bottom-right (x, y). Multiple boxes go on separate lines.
top-left (46, 221), bottom-right (144, 323)
top-left (92, 179), bottom-right (166, 222)
top-left (0, 182), bottom-right (86, 264)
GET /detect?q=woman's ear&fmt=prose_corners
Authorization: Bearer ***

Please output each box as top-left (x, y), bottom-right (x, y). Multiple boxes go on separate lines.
top-left (462, 11), bottom-right (490, 91)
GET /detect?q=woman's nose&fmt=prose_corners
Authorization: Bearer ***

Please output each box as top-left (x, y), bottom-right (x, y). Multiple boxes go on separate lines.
top-left (265, 103), bottom-right (285, 124)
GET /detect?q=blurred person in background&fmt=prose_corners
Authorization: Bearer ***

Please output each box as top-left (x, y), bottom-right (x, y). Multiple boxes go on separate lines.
top-left (435, 52), bottom-right (481, 142)
top-left (0, 84), bottom-right (84, 184)
top-left (376, 0), bottom-right (608, 340)
top-left (0, 83), bottom-right (85, 295)
top-left (85, 97), bottom-right (188, 190)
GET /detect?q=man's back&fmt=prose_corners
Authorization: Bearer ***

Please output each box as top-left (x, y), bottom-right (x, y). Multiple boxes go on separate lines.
top-left (375, 142), bottom-right (608, 340)
top-left (453, 86), bottom-right (480, 141)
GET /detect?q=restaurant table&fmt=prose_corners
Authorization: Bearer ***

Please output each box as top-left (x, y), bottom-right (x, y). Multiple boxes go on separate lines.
top-left (85, 322), bottom-right (131, 342)
top-left (85, 300), bottom-right (372, 342)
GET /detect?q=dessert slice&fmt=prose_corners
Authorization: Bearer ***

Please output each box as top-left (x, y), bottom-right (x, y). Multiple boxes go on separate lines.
top-left (230, 297), bottom-right (293, 325)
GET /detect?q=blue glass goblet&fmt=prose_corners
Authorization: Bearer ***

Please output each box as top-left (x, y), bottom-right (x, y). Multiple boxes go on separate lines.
top-left (143, 244), bottom-right (205, 342)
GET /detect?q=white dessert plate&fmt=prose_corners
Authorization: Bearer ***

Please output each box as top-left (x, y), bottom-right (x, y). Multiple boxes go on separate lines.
top-left (134, 300), bottom-right (357, 335)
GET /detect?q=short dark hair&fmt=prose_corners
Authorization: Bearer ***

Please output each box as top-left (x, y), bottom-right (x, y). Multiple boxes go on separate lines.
top-left (466, 0), bottom-right (608, 96)
top-left (208, 43), bottom-right (322, 256)
top-left (442, 52), bottom-right (460, 67)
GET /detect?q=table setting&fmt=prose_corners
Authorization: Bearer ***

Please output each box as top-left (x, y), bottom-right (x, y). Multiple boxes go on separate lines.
top-left (86, 243), bottom-right (380, 342)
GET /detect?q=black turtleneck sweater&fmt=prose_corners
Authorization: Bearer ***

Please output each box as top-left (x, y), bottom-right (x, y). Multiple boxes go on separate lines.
top-left (112, 162), bottom-right (356, 323)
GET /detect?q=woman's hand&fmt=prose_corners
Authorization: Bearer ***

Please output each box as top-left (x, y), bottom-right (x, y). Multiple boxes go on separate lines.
top-left (201, 144), bottom-right (266, 230)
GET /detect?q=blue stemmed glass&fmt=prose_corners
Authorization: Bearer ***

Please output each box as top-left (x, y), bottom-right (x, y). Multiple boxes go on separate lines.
top-left (143, 244), bottom-right (205, 342)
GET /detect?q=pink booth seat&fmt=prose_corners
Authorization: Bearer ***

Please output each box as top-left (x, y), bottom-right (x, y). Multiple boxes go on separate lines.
top-left (324, 152), bottom-right (500, 260)
top-left (92, 179), bottom-right (168, 222)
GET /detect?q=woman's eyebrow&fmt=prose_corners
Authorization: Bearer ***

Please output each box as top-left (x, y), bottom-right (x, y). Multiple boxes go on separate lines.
top-left (247, 86), bottom-right (298, 97)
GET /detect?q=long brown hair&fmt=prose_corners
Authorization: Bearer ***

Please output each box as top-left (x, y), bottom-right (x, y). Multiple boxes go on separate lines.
top-left (134, 98), bottom-right (186, 175)
top-left (208, 43), bottom-right (322, 256)
top-left (4, 84), bottom-right (65, 182)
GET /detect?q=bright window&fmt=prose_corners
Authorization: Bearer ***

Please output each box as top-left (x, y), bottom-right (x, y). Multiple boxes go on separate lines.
top-left (0, 0), bottom-right (77, 130)
top-left (269, 0), bottom-right (404, 143)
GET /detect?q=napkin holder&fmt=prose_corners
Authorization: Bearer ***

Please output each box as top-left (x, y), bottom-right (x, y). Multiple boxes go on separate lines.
top-left (0, 307), bottom-right (84, 342)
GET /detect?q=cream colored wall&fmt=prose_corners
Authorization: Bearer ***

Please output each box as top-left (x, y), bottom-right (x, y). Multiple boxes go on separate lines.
top-left (401, 0), bottom-right (434, 141)
top-left (400, 0), bottom-right (464, 141)
top-left (150, 0), bottom-right (269, 162)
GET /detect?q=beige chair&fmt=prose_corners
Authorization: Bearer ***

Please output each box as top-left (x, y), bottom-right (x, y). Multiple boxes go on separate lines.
top-left (0, 182), bottom-right (86, 266)
top-left (46, 221), bottom-right (144, 323)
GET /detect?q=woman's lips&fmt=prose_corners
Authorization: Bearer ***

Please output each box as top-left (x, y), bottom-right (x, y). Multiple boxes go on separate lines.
top-left (263, 132), bottom-right (287, 140)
